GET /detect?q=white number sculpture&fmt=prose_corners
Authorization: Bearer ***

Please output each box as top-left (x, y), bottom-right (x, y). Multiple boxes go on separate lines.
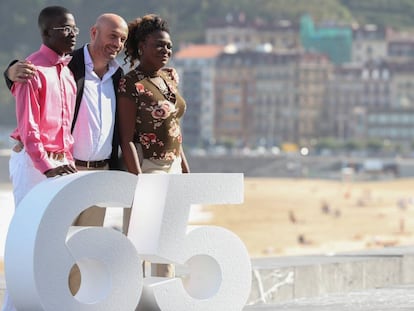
top-left (5, 171), bottom-right (251, 311)
top-left (5, 171), bottom-right (142, 311)
top-left (128, 173), bottom-right (252, 311)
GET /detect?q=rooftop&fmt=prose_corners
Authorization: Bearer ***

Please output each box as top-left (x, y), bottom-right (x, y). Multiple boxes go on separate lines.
top-left (174, 44), bottom-right (225, 59)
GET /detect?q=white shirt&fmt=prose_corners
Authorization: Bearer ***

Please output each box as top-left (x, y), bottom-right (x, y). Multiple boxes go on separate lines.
top-left (72, 45), bottom-right (119, 161)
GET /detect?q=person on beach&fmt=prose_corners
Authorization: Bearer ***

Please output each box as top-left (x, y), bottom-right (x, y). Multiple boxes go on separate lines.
top-left (4, 12), bottom-right (129, 296)
top-left (2, 6), bottom-right (78, 311)
top-left (118, 14), bottom-right (190, 277)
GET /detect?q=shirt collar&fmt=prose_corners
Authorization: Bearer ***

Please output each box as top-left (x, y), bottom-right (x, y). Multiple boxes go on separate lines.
top-left (39, 44), bottom-right (72, 66)
top-left (83, 44), bottom-right (120, 75)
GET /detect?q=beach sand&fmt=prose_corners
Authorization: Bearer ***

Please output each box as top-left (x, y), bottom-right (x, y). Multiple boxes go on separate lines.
top-left (2, 177), bottom-right (414, 268)
top-left (195, 178), bottom-right (414, 258)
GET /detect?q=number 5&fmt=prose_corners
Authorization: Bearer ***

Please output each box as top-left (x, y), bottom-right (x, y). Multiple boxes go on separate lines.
top-left (128, 173), bottom-right (251, 311)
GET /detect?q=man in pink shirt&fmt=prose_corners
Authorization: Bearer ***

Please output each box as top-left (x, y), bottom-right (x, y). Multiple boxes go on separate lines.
top-left (2, 6), bottom-right (78, 311)
top-left (9, 5), bottom-right (78, 205)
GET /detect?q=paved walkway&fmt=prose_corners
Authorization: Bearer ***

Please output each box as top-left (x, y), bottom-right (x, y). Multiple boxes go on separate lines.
top-left (2, 279), bottom-right (414, 310)
top-left (245, 284), bottom-right (414, 310)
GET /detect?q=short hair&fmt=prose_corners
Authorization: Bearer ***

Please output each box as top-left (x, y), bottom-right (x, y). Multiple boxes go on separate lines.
top-left (38, 6), bottom-right (71, 32)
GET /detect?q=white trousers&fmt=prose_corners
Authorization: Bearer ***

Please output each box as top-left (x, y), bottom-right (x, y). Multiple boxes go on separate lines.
top-left (9, 149), bottom-right (45, 206)
top-left (2, 149), bottom-right (69, 311)
top-left (141, 156), bottom-right (183, 174)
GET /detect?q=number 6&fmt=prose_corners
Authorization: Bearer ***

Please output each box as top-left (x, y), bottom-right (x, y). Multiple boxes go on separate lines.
top-left (5, 171), bottom-right (143, 311)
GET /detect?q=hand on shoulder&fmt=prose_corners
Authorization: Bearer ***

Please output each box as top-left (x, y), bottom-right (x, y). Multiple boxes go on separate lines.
top-left (161, 67), bottom-right (179, 84)
top-left (8, 60), bottom-right (37, 83)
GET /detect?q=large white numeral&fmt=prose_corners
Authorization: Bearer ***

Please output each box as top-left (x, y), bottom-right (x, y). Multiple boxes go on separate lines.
top-left (5, 172), bottom-right (251, 311)
top-left (5, 171), bottom-right (142, 311)
top-left (128, 173), bottom-right (251, 311)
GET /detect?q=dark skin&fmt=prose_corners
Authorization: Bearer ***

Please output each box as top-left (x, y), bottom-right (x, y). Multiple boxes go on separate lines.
top-left (118, 30), bottom-right (190, 175)
top-left (42, 13), bottom-right (78, 56)
top-left (40, 13), bottom-right (78, 177)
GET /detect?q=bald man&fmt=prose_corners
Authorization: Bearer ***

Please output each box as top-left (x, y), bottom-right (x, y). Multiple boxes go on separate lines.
top-left (59, 14), bottom-right (128, 230)
top-left (5, 14), bottom-right (129, 295)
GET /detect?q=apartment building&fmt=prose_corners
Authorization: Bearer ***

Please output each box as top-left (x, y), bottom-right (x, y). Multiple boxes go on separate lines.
top-left (365, 60), bottom-right (414, 145)
top-left (205, 13), bottom-right (299, 52)
top-left (321, 61), bottom-right (391, 141)
top-left (172, 44), bottom-right (224, 147)
top-left (387, 28), bottom-right (414, 60)
top-left (213, 52), bottom-right (253, 147)
top-left (388, 60), bottom-right (414, 108)
top-left (172, 15), bottom-right (414, 150)
top-left (352, 24), bottom-right (387, 64)
top-left (298, 53), bottom-right (333, 146)
top-left (248, 51), bottom-right (299, 147)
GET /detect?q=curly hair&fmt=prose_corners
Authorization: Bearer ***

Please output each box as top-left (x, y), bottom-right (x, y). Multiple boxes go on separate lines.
top-left (124, 14), bottom-right (170, 68)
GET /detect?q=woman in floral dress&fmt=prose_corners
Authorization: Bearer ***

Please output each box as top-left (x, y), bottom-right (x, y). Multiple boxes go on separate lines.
top-left (118, 14), bottom-right (190, 176)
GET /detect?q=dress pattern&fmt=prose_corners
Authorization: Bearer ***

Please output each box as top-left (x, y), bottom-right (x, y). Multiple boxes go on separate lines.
top-left (118, 67), bottom-right (186, 161)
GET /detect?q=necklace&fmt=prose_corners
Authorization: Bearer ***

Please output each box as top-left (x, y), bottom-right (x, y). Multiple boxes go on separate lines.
top-left (149, 77), bottom-right (168, 93)
top-left (136, 66), bottom-right (176, 102)
top-left (148, 77), bottom-right (176, 103)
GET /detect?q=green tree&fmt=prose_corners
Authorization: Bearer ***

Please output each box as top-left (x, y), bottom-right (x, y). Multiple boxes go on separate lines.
top-left (315, 137), bottom-right (341, 152)
top-left (344, 140), bottom-right (364, 152)
top-left (366, 139), bottom-right (383, 153)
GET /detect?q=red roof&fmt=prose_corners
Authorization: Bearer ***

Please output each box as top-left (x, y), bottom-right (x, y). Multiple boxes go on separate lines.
top-left (174, 44), bottom-right (224, 59)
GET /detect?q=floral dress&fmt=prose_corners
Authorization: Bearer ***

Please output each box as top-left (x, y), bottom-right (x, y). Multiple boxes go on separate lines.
top-left (118, 67), bottom-right (186, 162)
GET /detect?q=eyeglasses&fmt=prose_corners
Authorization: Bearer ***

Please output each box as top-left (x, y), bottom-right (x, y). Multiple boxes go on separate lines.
top-left (52, 26), bottom-right (80, 36)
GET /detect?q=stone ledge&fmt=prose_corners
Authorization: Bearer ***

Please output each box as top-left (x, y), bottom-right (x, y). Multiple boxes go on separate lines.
top-left (247, 245), bottom-right (414, 307)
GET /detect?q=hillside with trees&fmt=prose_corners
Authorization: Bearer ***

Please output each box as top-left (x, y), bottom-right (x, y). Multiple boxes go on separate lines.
top-left (1, 0), bottom-right (414, 125)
